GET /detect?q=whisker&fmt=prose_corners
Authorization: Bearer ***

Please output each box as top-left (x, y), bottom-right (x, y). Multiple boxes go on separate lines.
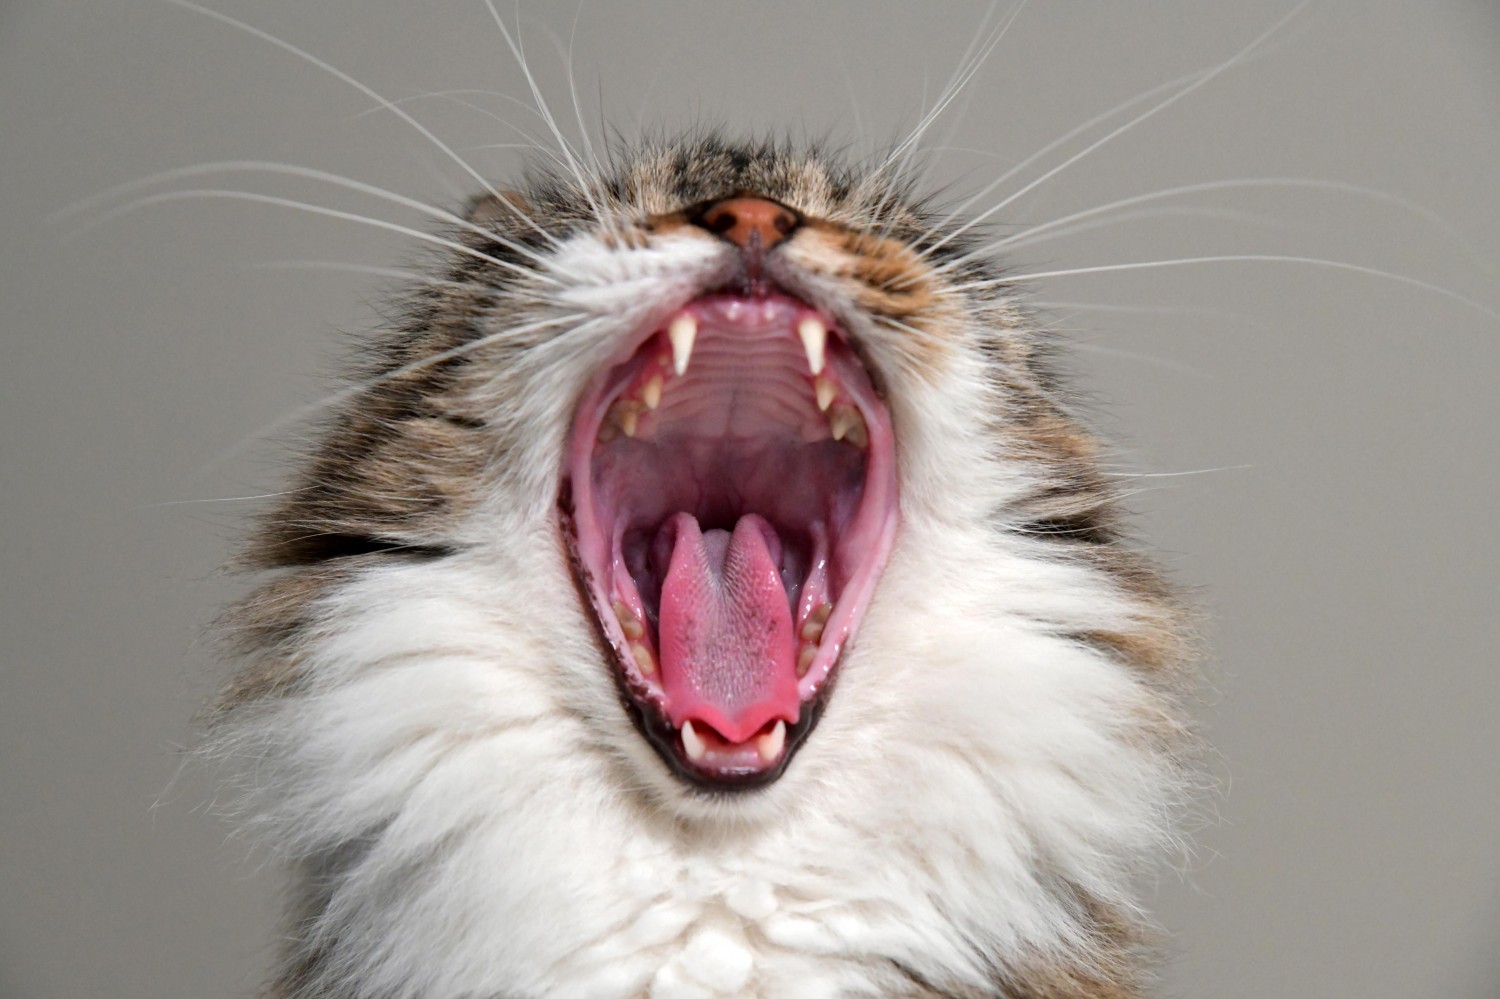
top-left (147, 491), bottom-right (303, 509)
top-left (70, 188), bottom-right (561, 287)
top-left (353, 89), bottom-right (573, 176)
top-left (56, 160), bottom-right (567, 275)
top-left (482, 1), bottom-right (613, 236)
top-left (918, 2), bottom-right (1311, 259)
top-left (960, 254), bottom-right (1500, 324)
top-left (1029, 299), bottom-right (1271, 332)
top-left (245, 260), bottom-right (499, 295)
top-left (997, 205), bottom-right (1288, 254)
top-left (871, 2), bottom-right (1023, 234)
top-left (982, 177), bottom-right (1488, 264)
top-left (197, 311), bottom-right (589, 476)
top-left (163, 0), bottom-right (565, 252)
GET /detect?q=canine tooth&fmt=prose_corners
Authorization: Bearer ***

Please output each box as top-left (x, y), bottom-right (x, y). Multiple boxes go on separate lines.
top-left (630, 642), bottom-right (655, 675)
top-left (757, 720), bottom-right (786, 763)
top-left (814, 376), bottom-right (837, 413)
top-left (681, 720), bottom-right (706, 762)
top-left (829, 404), bottom-right (868, 447)
top-left (668, 313), bottom-right (697, 375)
top-left (797, 316), bottom-right (827, 375)
top-left (796, 643), bottom-right (818, 677)
top-left (641, 374), bottom-right (663, 410)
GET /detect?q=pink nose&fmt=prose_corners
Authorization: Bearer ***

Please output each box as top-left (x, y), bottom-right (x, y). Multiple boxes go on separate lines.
top-left (697, 196), bottom-right (799, 251)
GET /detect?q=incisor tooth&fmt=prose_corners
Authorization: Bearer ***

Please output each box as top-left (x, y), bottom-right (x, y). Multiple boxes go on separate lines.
top-left (681, 720), bottom-right (706, 762)
top-left (757, 720), bottom-right (786, 764)
top-left (630, 642), bottom-right (655, 675)
top-left (641, 374), bottom-right (663, 410)
top-left (797, 316), bottom-right (827, 375)
top-left (668, 314), bottom-right (697, 375)
top-left (829, 404), bottom-right (868, 447)
top-left (814, 376), bottom-right (837, 413)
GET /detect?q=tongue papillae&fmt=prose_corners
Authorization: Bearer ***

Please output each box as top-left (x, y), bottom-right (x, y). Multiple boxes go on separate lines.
top-left (656, 512), bottom-right (799, 744)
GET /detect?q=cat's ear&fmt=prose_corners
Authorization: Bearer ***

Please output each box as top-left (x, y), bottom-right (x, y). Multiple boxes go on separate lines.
top-left (464, 190), bottom-right (535, 229)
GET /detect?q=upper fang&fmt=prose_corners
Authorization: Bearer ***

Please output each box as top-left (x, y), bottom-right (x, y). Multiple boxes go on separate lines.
top-left (797, 316), bottom-right (827, 375)
top-left (668, 314), bottom-right (697, 375)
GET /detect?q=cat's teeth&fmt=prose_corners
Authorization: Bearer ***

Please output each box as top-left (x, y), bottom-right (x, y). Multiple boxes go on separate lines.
top-left (814, 376), bottom-right (837, 413)
top-left (630, 642), bottom-right (656, 676)
top-left (796, 643), bottom-right (818, 677)
top-left (668, 314), bottom-right (697, 375)
top-left (756, 720), bottom-right (786, 763)
top-left (619, 403), bottom-right (641, 438)
top-left (681, 720), bottom-right (706, 762)
top-left (799, 602), bottom-right (831, 643)
top-left (798, 316), bottom-right (827, 375)
top-left (829, 404), bottom-right (868, 448)
top-left (613, 600), bottom-right (644, 640)
top-left (641, 374), bottom-right (663, 410)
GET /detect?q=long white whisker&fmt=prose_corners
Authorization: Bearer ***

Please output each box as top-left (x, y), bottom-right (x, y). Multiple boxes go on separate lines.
top-left (162, 0), bottom-right (561, 249)
top-left (872, 2), bottom-right (1022, 234)
top-left (998, 205), bottom-right (1287, 254)
top-left (961, 254), bottom-right (1500, 324)
top-left (57, 160), bottom-right (567, 274)
top-left (483, 0), bottom-right (610, 232)
top-left (984, 177), bottom-right (1488, 264)
top-left (198, 312), bottom-right (587, 476)
top-left (353, 89), bottom-right (573, 177)
top-left (74, 189), bottom-right (560, 286)
top-left (925, 0), bottom-right (1312, 260)
top-left (1030, 299), bottom-right (1271, 331)
top-left (246, 260), bottom-right (500, 294)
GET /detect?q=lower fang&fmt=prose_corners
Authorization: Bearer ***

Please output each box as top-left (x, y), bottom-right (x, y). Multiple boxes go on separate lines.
top-left (757, 720), bottom-right (786, 763)
top-left (681, 720), bottom-right (706, 762)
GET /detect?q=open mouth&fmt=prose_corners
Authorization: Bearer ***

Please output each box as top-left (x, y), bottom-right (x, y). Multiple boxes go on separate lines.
top-left (563, 292), bottom-right (898, 790)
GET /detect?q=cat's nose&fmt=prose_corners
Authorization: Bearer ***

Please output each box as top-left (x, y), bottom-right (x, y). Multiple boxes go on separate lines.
top-left (697, 196), bottom-right (800, 251)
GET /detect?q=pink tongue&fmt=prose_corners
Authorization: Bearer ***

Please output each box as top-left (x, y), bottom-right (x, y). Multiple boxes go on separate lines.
top-left (657, 512), bottom-right (799, 743)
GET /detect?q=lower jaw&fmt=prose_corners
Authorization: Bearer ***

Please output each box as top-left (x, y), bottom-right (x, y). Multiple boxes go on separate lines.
top-left (626, 694), bottom-right (826, 791)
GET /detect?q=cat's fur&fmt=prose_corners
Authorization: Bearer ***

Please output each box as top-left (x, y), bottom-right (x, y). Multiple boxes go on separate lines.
top-left (209, 136), bottom-right (1194, 998)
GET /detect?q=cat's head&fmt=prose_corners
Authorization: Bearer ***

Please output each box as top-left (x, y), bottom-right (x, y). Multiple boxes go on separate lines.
top-left (225, 136), bottom-right (1182, 828)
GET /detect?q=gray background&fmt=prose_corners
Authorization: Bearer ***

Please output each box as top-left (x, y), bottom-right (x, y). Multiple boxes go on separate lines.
top-left (2, 1), bottom-right (1497, 996)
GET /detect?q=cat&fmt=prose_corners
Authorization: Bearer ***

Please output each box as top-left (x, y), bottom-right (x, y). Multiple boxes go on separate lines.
top-left (205, 127), bottom-right (1195, 999)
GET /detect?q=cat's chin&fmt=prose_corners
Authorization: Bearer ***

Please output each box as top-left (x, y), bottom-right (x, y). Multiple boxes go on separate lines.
top-left (562, 291), bottom-right (899, 791)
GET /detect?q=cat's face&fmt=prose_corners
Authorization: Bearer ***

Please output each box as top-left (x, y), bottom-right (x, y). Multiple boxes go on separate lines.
top-left (237, 139), bottom-right (1126, 809)
top-left (220, 137), bottom-right (1187, 994)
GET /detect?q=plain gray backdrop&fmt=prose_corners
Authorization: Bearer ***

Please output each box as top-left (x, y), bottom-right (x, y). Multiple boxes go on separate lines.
top-left (2, 2), bottom-right (1497, 996)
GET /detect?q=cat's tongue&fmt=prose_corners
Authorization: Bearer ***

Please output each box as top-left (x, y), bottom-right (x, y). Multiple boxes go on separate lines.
top-left (656, 512), bottom-right (799, 744)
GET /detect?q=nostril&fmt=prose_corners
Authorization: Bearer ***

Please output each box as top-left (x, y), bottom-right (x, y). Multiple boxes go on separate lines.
top-left (697, 196), bottom-right (800, 251)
